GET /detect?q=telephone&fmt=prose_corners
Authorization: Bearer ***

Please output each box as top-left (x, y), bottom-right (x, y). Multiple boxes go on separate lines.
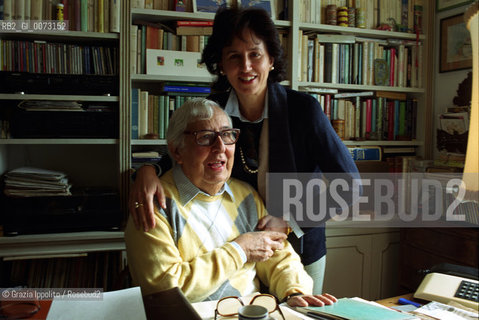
top-left (414, 263), bottom-right (479, 310)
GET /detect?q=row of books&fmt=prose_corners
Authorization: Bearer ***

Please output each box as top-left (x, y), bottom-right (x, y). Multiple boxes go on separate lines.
top-left (130, 21), bottom-right (211, 74)
top-left (4, 251), bottom-right (124, 290)
top-left (299, 34), bottom-right (422, 88)
top-left (131, 85), bottom-right (210, 139)
top-left (0, 0), bottom-right (120, 33)
top-left (0, 39), bottom-right (118, 75)
top-left (299, 0), bottom-right (423, 34)
top-left (309, 91), bottom-right (417, 141)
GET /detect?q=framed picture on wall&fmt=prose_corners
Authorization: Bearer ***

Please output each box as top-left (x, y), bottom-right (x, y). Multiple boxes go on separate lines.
top-left (437, 0), bottom-right (473, 12)
top-left (193, 0), bottom-right (228, 13)
top-left (439, 13), bottom-right (473, 72)
top-left (239, 0), bottom-right (275, 18)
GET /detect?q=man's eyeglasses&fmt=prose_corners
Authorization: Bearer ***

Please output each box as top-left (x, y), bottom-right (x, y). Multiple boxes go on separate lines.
top-left (214, 294), bottom-right (285, 320)
top-left (184, 129), bottom-right (240, 146)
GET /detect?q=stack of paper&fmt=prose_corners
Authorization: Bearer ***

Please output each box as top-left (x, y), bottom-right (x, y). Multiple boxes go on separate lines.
top-left (18, 100), bottom-right (84, 112)
top-left (46, 287), bottom-right (146, 320)
top-left (4, 167), bottom-right (72, 197)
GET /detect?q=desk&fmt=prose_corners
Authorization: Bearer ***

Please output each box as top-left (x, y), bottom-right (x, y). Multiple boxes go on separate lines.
top-left (10, 294), bottom-right (420, 320)
top-left (376, 293), bottom-right (416, 308)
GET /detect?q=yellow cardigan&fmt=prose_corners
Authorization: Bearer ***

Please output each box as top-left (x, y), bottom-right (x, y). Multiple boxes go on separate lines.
top-left (125, 167), bottom-right (312, 302)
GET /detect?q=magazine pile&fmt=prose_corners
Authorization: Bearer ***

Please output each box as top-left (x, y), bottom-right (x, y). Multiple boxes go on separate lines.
top-left (3, 167), bottom-right (72, 197)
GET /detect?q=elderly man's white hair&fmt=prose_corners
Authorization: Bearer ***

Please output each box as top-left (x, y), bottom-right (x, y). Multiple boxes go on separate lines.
top-left (166, 97), bottom-right (233, 151)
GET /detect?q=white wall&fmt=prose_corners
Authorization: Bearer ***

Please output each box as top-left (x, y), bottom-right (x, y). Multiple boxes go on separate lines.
top-left (433, 4), bottom-right (473, 159)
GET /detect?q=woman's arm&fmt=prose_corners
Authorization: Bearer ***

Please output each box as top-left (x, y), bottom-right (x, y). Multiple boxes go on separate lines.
top-left (129, 165), bottom-right (166, 231)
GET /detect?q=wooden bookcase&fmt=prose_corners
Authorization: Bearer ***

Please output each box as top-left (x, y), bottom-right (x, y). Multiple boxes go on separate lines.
top-left (0, 0), bottom-right (128, 290)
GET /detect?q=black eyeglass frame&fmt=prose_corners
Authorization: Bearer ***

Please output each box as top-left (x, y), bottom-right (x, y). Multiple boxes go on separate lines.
top-left (184, 128), bottom-right (241, 146)
top-left (213, 293), bottom-right (285, 320)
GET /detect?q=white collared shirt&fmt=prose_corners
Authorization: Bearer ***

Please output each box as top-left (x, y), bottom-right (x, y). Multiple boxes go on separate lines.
top-left (224, 90), bottom-right (269, 123)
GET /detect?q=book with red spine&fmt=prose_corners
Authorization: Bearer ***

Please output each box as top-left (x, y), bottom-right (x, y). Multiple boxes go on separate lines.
top-left (324, 94), bottom-right (331, 121)
top-left (389, 47), bottom-right (396, 87)
top-left (176, 20), bottom-right (213, 27)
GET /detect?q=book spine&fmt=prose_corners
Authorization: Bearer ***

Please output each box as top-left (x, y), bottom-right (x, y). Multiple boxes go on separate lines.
top-left (324, 94), bottom-right (331, 121)
top-left (377, 97), bottom-right (383, 140)
top-left (3, 0), bottom-right (13, 21)
top-left (140, 25), bottom-right (146, 73)
top-left (348, 147), bottom-right (382, 161)
top-left (162, 85), bottom-right (211, 93)
top-left (14, 0), bottom-right (25, 20)
top-left (324, 43), bottom-right (333, 83)
top-left (331, 43), bottom-right (339, 84)
top-left (365, 98), bottom-right (372, 139)
top-left (130, 25), bottom-right (138, 74)
top-left (307, 39), bottom-right (314, 82)
top-left (148, 94), bottom-right (154, 135)
top-left (81, 0), bottom-right (88, 32)
top-left (176, 20), bottom-right (214, 26)
top-left (110, 0), bottom-right (120, 33)
top-left (159, 95), bottom-right (165, 139)
top-left (301, 34), bottom-right (308, 82)
top-left (131, 88), bottom-right (139, 139)
top-left (355, 96), bottom-right (361, 139)
top-left (139, 90), bottom-right (148, 138)
top-left (98, 0), bottom-right (104, 33)
top-left (362, 41), bottom-right (368, 85)
top-left (24, 0), bottom-right (30, 20)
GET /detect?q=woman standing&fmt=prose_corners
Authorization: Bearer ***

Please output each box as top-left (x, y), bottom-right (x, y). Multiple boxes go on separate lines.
top-left (130, 7), bottom-right (359, 294)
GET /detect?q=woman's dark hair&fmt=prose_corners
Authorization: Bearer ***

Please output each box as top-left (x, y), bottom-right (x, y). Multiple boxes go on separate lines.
top-left (201, 7), bottom-right (287, 91)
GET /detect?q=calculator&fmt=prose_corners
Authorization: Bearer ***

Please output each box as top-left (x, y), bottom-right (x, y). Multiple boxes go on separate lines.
top-left (414, 272), bottom-right (479, 310)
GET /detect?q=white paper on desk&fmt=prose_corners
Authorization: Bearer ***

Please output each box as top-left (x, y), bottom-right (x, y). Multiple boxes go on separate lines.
top-left (46, 287), bottom-right (146, 320)
top-left (413, 301), bottom-right (479, 320)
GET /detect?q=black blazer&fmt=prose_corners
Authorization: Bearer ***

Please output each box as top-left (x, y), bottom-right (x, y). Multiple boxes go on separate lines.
top-left (209, 82), bottom-right (359, 265)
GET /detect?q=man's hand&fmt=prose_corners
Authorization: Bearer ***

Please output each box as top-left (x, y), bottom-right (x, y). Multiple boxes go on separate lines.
top-left (256, 215), bottom-right (290, 234)
top-left (286, 293), bottom-right (337, 307)
top-left (129, 165), bottom-right (166, 232)
top-left (234, 231), bottom-right (287, 262)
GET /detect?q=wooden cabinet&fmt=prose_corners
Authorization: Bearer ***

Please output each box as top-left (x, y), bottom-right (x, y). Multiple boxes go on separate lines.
top-left (399, 228), bottom-right (479, 293)
top-left (323, 226), bottom-right (400, 300)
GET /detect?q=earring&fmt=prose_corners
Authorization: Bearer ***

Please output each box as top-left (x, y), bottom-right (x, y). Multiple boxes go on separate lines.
top-left (270, 66), bottom-right (275, 71)
top-left (220, 70), bottom-right (225, 75)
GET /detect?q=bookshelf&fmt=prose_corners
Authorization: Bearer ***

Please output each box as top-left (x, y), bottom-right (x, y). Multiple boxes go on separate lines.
top-left (0, 0), bottom-right (127, 290)
top-left (126, 0), bottom-right (433, 160)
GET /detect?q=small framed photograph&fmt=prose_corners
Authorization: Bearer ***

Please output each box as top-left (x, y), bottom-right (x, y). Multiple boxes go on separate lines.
top-left (439, 13), bottom-right (473, 72)
top-left (239, 0), bottom-right (275, 18)
top-left (436, 0), bottom-right (473, 12)
top-left (192, 0), bottom-right (228, 13)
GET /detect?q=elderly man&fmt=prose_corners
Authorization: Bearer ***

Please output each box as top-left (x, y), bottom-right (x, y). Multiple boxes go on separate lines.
top-left (125, 98), bottom-right (336, 308)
